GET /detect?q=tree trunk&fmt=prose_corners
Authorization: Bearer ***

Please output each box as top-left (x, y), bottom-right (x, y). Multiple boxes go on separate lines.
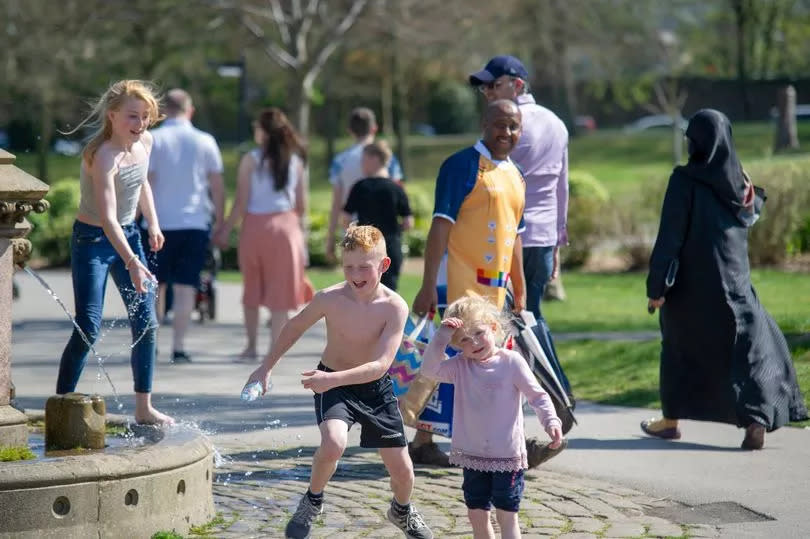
top-left (38, 91), bottom-right (53, 183)
top-left (756, 0), bottom-right (782, 78)
top-left (324, 94), bottom-right (337, 176)
top-left (550, 0), bottom-right (576, 135)
top-left (381, 54), bottom-right (394, 138)
top-left (288, 75), bottom-right (312, 136)
top-left (732, 0), bottom-right (752, 119)
top-left (774, 85), bottom-right (799, 152)
top-left (392, 4), bottom-right (409, 177)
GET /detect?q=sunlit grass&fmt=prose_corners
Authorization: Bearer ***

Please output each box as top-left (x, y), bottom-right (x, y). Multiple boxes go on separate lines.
top-left (219, 268), bottom-right (810, 334)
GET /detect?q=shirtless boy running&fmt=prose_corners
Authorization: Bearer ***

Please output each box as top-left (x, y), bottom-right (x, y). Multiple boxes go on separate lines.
top-left (246, 225), bottom-right (434, 539)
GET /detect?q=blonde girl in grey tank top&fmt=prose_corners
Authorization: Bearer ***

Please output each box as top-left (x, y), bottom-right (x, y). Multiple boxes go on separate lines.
top-left (57, 80), bottom-right (174, 426)
top-left (78, 161), bottom-right (147, 226)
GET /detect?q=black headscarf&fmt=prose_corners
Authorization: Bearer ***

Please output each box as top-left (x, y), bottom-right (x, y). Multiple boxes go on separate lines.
top-left (676, 109), bottom-right (762, 226)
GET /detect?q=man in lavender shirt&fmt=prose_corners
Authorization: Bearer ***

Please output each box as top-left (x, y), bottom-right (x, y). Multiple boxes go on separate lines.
top-left (470, 55), bottom-right (569, 466)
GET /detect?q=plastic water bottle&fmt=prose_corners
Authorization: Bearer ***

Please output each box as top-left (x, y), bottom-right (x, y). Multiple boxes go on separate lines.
top-left (144, 279), bottom-right (158, 295)
top-left (241, 380), bottom-right (269, 402)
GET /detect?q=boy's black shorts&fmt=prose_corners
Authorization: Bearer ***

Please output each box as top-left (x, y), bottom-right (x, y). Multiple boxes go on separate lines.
top-left (314, 363), bottom-right (407, 448)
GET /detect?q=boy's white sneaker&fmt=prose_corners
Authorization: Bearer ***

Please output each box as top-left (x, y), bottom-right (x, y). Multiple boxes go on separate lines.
top-left (386, 503), bottom-right (434, 538)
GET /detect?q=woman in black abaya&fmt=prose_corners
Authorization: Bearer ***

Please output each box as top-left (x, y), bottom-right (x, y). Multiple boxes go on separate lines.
top-left (642, 109), bottom-right (807, 450)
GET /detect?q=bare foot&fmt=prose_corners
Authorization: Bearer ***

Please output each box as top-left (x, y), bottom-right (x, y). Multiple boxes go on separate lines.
top-left (135, 407), bottom-right (175, 426)
top-left (234, 348), bottom-right (258, 363)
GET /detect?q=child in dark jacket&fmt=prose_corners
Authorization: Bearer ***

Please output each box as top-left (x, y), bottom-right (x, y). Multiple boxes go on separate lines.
top-left (343, 141), bottom-right (413, 291)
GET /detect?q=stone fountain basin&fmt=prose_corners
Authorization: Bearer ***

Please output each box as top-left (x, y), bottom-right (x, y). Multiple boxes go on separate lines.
top-left (0, 425), bottom-right (214, 539)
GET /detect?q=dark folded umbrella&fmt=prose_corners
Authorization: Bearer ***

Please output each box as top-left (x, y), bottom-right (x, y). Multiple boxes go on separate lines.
top-left (505, 290), bottom-right (577, 433)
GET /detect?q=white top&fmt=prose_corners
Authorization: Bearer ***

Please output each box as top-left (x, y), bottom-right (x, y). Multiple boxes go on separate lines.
top-left (328, 142), bottom-right (404, 205)
top-left (148, 118), bottom-right (224, 231)
top-left (246, 149), bottom-right (302, 215)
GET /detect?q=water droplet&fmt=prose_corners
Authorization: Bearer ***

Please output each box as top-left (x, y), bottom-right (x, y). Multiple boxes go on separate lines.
top-left (296, 434), bottom-right (302, 440)
top-left (117, 402), bottom-right (124, 410)
top-left (244, 471), bottom-right (253, 477)
top-left (175, 398), bottom-right (180, 402)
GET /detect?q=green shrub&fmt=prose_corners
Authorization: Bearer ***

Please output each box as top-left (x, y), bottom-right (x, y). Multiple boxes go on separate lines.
top-left (613, 180), bottom-right (666, 271)
top-left (404, 184), bottom-right (433, 220)
top-left (792, 214), bottom-right (810, 254)
top-left (568, 170), bottom-right (609, 202)
top-left (426, 80), bottom-right (478, 135)
top-left (28, 180), bottom-right (80, 267)
top-left (624, 158), bottom-right (810, 269)
top-left (404, 228), bottom-right (427, 258)
top-left (747, 158), bottom-right (810, 265)
top-left (562, 170), bottom-right (610, 268)
top-left (307, 219), bottom-right (331, 268)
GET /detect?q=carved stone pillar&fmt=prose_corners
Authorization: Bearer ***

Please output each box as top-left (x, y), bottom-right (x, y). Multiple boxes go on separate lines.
top-left (0, 149), bottom-right (49, 447)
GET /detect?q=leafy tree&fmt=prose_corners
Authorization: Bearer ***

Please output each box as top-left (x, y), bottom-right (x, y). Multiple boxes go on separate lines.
top-left (208, 0), bottom-right (370, 135)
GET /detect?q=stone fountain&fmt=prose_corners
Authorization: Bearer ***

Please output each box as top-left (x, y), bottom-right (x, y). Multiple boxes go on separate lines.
top-left (0, 148), bottom-right (49, 447)
top-left (0, 150), bottom-right (215, 538)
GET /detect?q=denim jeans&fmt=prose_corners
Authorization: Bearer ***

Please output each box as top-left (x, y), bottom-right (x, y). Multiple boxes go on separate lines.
top-left (522, 245), bottom-right (554, 322)
top-left (57, 221), bottom-right (157, 394)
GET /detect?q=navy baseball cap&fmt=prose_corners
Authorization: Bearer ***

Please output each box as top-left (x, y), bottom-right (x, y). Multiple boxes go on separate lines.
top-left (469, 55), bottom-right (529, 86)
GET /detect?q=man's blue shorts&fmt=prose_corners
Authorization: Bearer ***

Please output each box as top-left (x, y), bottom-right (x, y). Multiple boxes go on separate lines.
top-left (154, 229), bottom-right (209, 287)
top-left (462, 468), bottom-right (525, 512)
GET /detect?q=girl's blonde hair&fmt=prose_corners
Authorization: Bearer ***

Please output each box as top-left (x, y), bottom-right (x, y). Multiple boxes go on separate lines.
top-left (65, 80), bottom-right (163, 165)
top-left (444, 295), bottom-right (509, 347)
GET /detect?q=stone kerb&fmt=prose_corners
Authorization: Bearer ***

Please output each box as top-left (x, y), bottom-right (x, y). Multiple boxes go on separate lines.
top-left (0, 428), bottom-right (215, 538)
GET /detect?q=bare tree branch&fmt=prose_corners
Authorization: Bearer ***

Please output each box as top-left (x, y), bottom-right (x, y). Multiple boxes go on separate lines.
top-left (296, 0), bottom-right (321, 61)
top-left (241, 13), bottom-right (299, 68)
top-left (269, 0), bottom-right (292, 47)
top-left (306, 0), bottom-right (367, 80)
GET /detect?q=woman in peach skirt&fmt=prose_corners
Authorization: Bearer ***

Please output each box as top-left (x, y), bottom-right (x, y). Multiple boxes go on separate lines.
top-left (216, 108), bottom-right (313, 361)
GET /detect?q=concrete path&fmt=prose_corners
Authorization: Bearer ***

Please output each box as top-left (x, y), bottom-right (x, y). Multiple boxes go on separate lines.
top-left (9, 269), bottom-right (810, 537)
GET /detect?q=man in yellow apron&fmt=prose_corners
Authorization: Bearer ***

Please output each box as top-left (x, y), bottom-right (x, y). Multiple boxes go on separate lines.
top-left (409, 100), bottom-right (527, 465)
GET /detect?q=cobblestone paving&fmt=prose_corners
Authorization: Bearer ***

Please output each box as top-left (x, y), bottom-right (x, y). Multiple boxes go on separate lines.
top-left (206, 446), bottom-right (720, 538)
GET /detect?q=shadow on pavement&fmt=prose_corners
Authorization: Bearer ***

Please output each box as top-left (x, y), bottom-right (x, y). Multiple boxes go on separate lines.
top-left (221, 446), bottom-right (451, 483)
top-left (568, 436), bottom-right (741, 452)
top-left (15, 392), bottom-right (319, 434)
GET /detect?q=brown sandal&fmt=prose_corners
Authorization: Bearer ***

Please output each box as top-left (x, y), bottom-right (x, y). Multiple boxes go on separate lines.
top-left (640, 418), bottom-right (681, 440)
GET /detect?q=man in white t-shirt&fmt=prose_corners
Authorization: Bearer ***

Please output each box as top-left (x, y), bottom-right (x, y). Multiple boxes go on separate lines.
top-left (325, 107), bottom-right (403, 263)
top-left (148, 89), bottom-right (225, 363)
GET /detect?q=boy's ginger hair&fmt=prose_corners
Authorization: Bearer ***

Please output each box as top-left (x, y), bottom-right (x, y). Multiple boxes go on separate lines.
top-left (340, 225), bottom-right (388, 257)
top-left (363, 140), bottom-right (392, 168)
top-left (444, 295), bottom-right (508, 347)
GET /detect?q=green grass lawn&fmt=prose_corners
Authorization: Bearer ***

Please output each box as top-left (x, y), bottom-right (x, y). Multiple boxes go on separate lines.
top-left (542, 269), bottom-right (810, 334)
top-left (220, 267), bottom-right (810, 335)
top-left (557, 338), bottom-right (810, 427)
top-left (219, 266), bottom-right (810, 424)
top-left (14, 121), bottom-right (810, 205)
top-left (16, 123), bottom-right (809, 424)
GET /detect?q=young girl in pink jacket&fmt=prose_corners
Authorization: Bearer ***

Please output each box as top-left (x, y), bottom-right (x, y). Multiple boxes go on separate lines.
top-left (421, 296), bottom-right (563, 539)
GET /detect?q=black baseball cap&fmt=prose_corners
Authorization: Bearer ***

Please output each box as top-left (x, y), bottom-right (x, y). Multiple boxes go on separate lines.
top-left (469, 55), bottom-right (529, 86)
